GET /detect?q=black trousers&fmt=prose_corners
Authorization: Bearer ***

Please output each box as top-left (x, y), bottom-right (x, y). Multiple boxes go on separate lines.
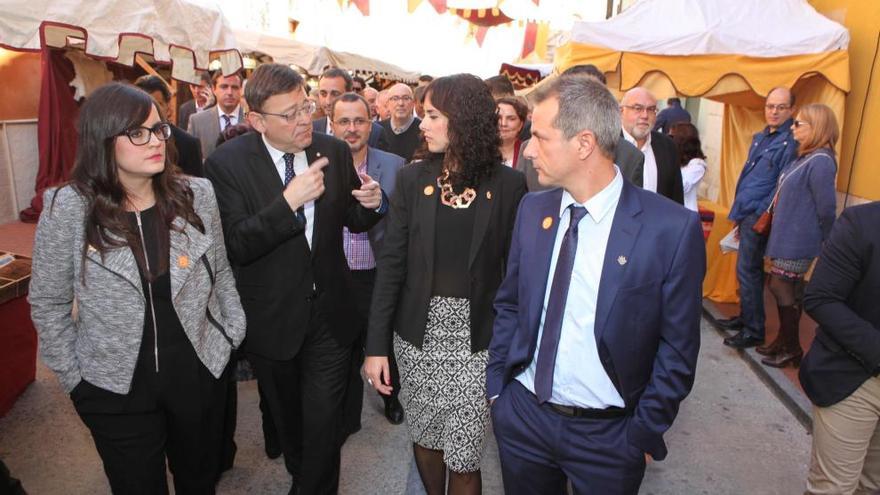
top-left (71, 342), bottom-right (228, 495)
top-left (344, 268), bottom-right (400, 436)
top-left (248, 300), bottom-right (353, 495)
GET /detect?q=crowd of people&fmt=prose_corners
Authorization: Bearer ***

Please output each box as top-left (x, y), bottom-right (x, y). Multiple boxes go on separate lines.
top-left (21, 58), bottom-right (880, 495)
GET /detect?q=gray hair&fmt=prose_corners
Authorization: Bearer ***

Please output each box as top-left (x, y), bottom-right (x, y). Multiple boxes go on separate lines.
top-left (533, 75), bottom-right (619, 159)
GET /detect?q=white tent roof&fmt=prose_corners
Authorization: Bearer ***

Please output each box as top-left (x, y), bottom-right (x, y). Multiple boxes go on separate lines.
top-left (570, 0), bottom-right (849, 56)
top-left (0, 0), bottom-right (242, 83)
top-left (233, 29), bottom-right (420, 83)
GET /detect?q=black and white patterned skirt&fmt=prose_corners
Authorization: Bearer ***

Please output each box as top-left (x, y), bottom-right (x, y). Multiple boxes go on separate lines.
top-left (393, 296), bottom-right (490, 473)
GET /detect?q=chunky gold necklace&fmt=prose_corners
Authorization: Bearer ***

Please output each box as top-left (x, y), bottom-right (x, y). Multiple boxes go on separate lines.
top-left (437, 169), bottom-right (476, 209)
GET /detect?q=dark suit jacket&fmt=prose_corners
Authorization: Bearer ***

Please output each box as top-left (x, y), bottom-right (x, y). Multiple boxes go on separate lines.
top-left (364, 147), bottom-right (405, 257)
top-left (366, 159), bottom-right (527, 356)
top-left (515, 136), bottom-right (644, 191)
top-left (170, 125), bottom-right (204, 177)
top-left (800, 203), bottom-right (880, 407)
top-left (205, 132), bottom-right (383, 360)
top-left (312, 116), bottom-right (384, 149)
top-left (648, 131), bottom-right (684, 204)
top-left (487, 180), bottom-right (705, 460)
top-left (178, 99), bottom-right (196, 129)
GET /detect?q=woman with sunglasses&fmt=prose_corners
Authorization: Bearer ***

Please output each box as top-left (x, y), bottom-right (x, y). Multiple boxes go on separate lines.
top-left (758, 103), bottom-right (839, 368)
top-left (29, 82), bottom-right (245, 493)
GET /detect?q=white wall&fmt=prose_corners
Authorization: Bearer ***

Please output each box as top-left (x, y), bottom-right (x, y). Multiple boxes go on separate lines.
top-left (0, 120), bottom-right (39, 224)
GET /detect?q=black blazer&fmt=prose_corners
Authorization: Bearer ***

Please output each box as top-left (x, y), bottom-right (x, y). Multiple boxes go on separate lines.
top-left (800, 203), bottom-right (880, 407)
top-left (205, 132), bottom-right (383, 360)
top-left (170, 124), bottom-right (204, 177)
top-left (366, 159), bottom-right (527, 356)
top-left (649, 131), bottom-right (684, 204)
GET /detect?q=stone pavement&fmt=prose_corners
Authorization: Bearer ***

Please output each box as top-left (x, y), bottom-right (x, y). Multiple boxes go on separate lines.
top-left (0, 319), bottom-right (811, 494)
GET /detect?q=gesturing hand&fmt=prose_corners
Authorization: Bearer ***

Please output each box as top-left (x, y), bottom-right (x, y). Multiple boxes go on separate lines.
top-left (351, 173), bottom-right (382, 210)
top-left (283, 157), bottom-right (329, 212)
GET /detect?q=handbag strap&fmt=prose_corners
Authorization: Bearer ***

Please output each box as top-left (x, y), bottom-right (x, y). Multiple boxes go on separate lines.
top-left (767, 151), bottom-right (831, 213)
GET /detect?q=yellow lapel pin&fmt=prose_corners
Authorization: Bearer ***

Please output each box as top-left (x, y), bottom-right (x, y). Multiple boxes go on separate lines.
top-left (178, 255), bottom-right (189, 269)
top-left (424, 185), bottom-right (434, 196)
top-left (542, 217), bottom-right (553, 230)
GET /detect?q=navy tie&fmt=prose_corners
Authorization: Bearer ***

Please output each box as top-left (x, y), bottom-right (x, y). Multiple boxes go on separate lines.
top-left (534, 205), bottom-right (588, 403)
top-left (222, 114), bottom-right (232, 131)
top-left (282, 153), bottom-right (307, 225)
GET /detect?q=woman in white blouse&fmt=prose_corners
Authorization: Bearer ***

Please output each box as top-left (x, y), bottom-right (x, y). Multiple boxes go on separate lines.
top-left (670, 122), bottom-right (707, 212)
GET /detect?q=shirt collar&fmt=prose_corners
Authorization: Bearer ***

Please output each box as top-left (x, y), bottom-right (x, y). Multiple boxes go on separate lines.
top-left (392, 115), bottom-right (415, 134)
top-left (261, 134), bottom-right (304, 165)
top-left (763, 118), bottom-right (794, 136)
top-left (559, 166), bottom-right (623, 224)
top-left (221, 106), bottom-right (241, 119)
top-left (621, 128), bottom-right (651, 151)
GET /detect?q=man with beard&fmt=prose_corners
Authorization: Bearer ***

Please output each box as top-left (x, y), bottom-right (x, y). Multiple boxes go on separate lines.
top-left (330, 93), bottom-right (405, 433)
top-left (620, 87), bottom-right (684, 204)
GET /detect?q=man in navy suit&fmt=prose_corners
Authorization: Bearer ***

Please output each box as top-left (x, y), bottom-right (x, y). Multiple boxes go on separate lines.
top-left (312, 67), bottom-right (384, 148)
top-left (487, 75), bottom-right (705, 494)
top-left (329, 92), bottom-right (406, 433)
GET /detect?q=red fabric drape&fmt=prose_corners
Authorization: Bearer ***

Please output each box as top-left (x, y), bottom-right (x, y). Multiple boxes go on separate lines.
top-left (20, 48), bottom-right (79, 223)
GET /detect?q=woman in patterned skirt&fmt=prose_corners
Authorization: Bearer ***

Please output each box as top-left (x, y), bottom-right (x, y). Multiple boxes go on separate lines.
top-left (760, 103), bottom-right (839, 368)
top-left (364, 74), bottom-right (527, 494)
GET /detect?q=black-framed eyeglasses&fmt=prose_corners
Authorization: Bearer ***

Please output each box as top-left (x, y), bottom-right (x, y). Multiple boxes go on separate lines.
top-left (793, 119), bottom-right (811, 128)
top-left (118, 123), bottom-right (172, 146)
top-left (334, 118), bottom-right (371, 128)
top-left (622, 104), bottom-right (658, 115)
top-left (254, 100), bottom-right (317, 123)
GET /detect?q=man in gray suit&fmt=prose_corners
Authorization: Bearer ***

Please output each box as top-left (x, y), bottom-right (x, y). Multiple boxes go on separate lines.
top-left (516, 65), bottom-right (644, 191)
top-left (329, 92), bottom-right (406, 432)
top-left (188, 72), bottom-right (245, 159)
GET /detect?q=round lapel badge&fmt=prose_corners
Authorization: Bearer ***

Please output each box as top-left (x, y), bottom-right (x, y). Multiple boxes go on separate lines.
top-left (542, 217), bottom-right (553, 230)
top-left (424, 185), bottom-right (434, 196)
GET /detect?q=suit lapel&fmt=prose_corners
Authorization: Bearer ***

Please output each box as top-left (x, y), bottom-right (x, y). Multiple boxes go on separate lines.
top-left (468, 170), bottom-right (499, 269)
top-left (594, 181), bottom-right (642, 345)
top-left (305, 144), bottom-right (324, 257)
top-left (418, 160), bottom-right (441, 273)
top-left (527, 189), bottom-right (563, 335)
top-left (209, 107), bottom-right (221, 143)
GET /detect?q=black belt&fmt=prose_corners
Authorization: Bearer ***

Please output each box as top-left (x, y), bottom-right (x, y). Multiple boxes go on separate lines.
top-left (546, 402), bottom-right (627, 419)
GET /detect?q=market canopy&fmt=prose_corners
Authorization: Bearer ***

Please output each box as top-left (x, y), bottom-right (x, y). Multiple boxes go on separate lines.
top-left (553, 0), bottom-right (850, 305)
top-left (233, 29), bottom-right (421, 83)
top-left (0, 0), bottom-right (243, 83)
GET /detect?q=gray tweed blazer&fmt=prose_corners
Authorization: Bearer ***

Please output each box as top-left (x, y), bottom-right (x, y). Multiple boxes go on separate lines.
top-left (28, 178), bottom-right (246, 394)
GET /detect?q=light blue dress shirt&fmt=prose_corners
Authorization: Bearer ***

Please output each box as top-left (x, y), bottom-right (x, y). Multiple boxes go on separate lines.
top-left (516, 167), bottom-right (626, 408)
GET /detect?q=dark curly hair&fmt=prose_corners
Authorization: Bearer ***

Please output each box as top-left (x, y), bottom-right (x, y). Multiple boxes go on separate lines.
top-left (425, 73), bottom-right (501, 189)
top-left (670, 122), bottom-right (706, 165)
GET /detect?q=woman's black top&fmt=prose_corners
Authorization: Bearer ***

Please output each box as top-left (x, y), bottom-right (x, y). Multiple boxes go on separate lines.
top-left (431, 197), bottom-right (476, 298)
top-left (126, 206), bottom-right (189, 356)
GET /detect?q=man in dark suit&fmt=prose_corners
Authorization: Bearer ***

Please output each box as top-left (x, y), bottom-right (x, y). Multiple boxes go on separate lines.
top-left (312, 67), bottom-right (385, 148)
top-left (378, 83), bottom-right (422, 162)
top-left (488, 75), bottom-right (704, 494)
top-left (800, 202), bottom-right (880, 493)
top-left (205, 63), bottom-right (386, 494)
top-left (177, 71), bottom-right (214, 130)
top-left (621, 87), bottom-right (684, 204)
top-left (134, 75), bottom-right (204, 177)
top-left (328, 92), bottom-right (406, 432)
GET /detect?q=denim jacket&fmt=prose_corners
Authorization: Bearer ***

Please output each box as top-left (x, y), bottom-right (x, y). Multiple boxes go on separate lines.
top-left (728, 119), bottom-right (798, 223)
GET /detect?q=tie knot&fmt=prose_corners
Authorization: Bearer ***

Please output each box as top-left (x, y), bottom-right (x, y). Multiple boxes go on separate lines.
top-left (569, 205), bottom-right (587, 224)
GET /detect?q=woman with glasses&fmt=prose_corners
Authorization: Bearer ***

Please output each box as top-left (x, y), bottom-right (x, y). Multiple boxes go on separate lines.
top-left (29, 82), bottom-right (245, 493)
top-left (758, 103), bottom-right (839, 368)
top-left (364, 74), bottom-right (527, 494)
top-left (496, 96), bottom-right (528, 167)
